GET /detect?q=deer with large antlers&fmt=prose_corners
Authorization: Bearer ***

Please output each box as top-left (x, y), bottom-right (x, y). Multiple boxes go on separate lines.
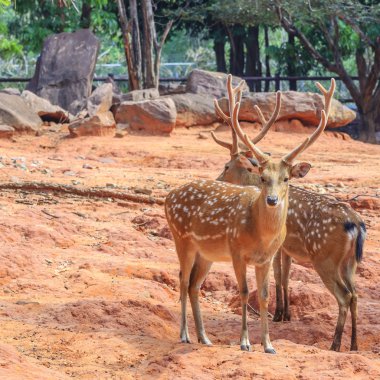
top-left (165, 78), bottom-right (328, 353)
top-left (213, 75), bottom-right (366, 351)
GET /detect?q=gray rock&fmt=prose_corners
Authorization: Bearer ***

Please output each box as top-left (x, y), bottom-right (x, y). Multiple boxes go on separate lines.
top-left (0, 93), bottom-right (42, 134)
top-left (186, 69), bottom-right (248, 98)
top-left (0, 88), bottom-right (21, 96)
top-left (27, 29), bottom-right (100, 114)
top-left (115, 98), bottom-right (176, 135)
top-left (87, 83), bottom-right (113, 117)
top-left (21, 90), bottom-right (71, 123)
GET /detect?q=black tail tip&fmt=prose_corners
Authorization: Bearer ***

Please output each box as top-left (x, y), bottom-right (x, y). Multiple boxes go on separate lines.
top-left (344, 222), bottom-right (366, 263)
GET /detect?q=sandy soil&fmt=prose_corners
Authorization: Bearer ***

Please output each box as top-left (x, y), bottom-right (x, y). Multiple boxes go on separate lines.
top-left (0, 124), bottom-right (379, 379)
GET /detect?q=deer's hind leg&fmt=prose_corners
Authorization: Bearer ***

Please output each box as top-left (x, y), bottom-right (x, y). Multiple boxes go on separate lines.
top-left (272, 250), bottom-right (284, 322)
top-left (282, 252), bottom-right (292, 321)
top-left (175, 239), bottom-right (197, 343)
top-left (314, 261), bottom-right (352, 352)
top-left (342, 255), bottom-right (358, 351)
top-left (189, 254), bottom-right (213, 345)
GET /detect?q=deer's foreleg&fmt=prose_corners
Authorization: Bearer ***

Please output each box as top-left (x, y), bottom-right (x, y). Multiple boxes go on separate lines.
top-left (189, 254), bottom-right (213, 345)
top-left (232, 255), bottom-right (250, 351)
top-left (256, 262), bottom-right (276, 354)
top-left (177, 243), bottom-right (196, 343)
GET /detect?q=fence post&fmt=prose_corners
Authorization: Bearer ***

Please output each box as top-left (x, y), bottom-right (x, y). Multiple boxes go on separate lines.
top-left (275, 73), bottom-right (280, 91)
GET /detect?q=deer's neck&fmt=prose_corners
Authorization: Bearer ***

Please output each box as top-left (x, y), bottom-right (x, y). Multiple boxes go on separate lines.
top-left (254, 190), bottom-right (288, 238)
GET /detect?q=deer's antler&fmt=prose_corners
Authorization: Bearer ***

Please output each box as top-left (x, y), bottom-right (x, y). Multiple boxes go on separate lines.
top-left (281, 79), bottom-right (335, 164)
top-left (231, 102), bottom-right (271, 166)
top-left (213, 75), bottom-right (280, 156)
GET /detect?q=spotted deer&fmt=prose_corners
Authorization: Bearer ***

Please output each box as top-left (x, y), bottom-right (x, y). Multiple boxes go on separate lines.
top-left (213, 75), bottom-right (366, 352)
top-left (165, 80), bottom-right (328, 353)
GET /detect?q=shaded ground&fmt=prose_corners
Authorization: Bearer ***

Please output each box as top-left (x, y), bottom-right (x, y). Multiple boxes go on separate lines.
top-left (0, 124), bottom-right (379, 379)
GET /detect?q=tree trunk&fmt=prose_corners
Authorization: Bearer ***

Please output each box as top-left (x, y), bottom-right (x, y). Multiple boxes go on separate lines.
top-left (80, 0), bottom-right (91, 29)
top-left (141, 0), bottom-right (156, 88)
top-left (214, 38), bottom-right (227, 73)
top-left (264, 26), bottom-right (271, 91)
top-left (246, 26), bottom-right (262, 92)
top-left (116, 0), bottom-right (141, 90)
top-left (287, 32), bottom-right (297, 91)
top-left (228, 26), bottom-right (245, 77)
top-left (130, 0), bottom-right (142, 87)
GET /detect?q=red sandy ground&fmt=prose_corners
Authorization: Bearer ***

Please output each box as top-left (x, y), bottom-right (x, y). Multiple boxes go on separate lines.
top-left (0, 124), bottom-right (379, 379)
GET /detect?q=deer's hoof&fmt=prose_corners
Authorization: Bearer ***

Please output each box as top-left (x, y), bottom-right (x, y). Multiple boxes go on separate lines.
top-left (330, 343), bottom-right (341, 352)
top-left (273, 310), bottom-right (283, 322)
top-left (264, 348), bottom-right (276, 354)
top-left (198, 337), bottom-right (212, 346)
top-left (240, 344), bottom-right (251, 352)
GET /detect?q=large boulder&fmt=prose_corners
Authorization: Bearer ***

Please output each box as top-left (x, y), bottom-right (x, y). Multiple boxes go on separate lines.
top-left (167, 93), bottom-right (215, 127)
top-left (68, 111), bottom-right (116, 137)
top-left (87, 83), bottom-right (113, 117)
top-left (0, 93), bottom-right (42, 134)
top-left (186, 69), bottom-right (249, 98)
top-left (115, 98), bottom-right (176, 134)
top-left (27, 29), bottom-right (100, 114)
top-left (218, 91), bottom-right (356, 128)
top-left (21, 90), bottom-right (71, 123)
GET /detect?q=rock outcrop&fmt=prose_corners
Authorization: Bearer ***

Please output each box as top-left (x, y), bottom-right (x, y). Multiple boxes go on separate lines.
top-left (168, 93), bottom-right (215, 128)
top-left (115, 98), bottom-right (176, 134)
top-left (0, 93), bottom-right (42, 134)
top-left (218, 91), bottom-right (356, 128)
top-left (27, 29), bottom-right (100, 114)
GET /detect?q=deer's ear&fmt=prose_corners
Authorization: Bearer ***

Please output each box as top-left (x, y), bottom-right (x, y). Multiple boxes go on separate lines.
top-left (238, 155), bottom-right (260, 174)
top-left (290, 162), bottom-right (311, 178)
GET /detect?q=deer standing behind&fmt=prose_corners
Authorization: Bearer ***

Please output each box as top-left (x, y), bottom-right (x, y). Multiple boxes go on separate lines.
top-left (165, 77), bottom-right (328, 353)
top-left (213, 76), bottom-right (366, 352)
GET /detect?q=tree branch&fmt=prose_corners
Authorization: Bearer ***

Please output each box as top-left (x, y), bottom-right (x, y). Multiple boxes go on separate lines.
top-left (337, 13), bottom-right (375, 49)
top-left (0, 181), bottom-right (165, 205)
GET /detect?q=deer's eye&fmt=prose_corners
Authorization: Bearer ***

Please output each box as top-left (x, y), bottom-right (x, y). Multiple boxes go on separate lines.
top-left (261, 177), bottom-right (266, 183)
top-left (224, 165), bottom-right (229, 171)
top-left (284, 177), bottom-right (289, 182)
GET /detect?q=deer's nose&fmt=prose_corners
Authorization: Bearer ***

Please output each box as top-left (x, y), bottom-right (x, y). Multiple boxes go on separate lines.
top-left (266, 195), bottom-right (278, 206)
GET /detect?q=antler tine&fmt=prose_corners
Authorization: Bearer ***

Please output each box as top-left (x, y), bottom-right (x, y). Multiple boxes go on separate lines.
top-left (214, 99), bottom-right (230, 124)
top-left (232, 102), bottom-right (270, 165)
top-left (282, 110), bottom-right (327, 164)
top-left (315, 78), bottom-right (336, 120)
top-left (294, 78), bottom-right (336, 155)
top-left (210, 131), bottom-right (233, 151)
top-left (212, 75), bottom-right (247, 156)
top-left (251, 91), bottom-right (282, 144)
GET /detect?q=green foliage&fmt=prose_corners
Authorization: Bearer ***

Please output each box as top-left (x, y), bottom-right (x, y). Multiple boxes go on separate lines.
top-left (0, 4), bottom-right (22, 60)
